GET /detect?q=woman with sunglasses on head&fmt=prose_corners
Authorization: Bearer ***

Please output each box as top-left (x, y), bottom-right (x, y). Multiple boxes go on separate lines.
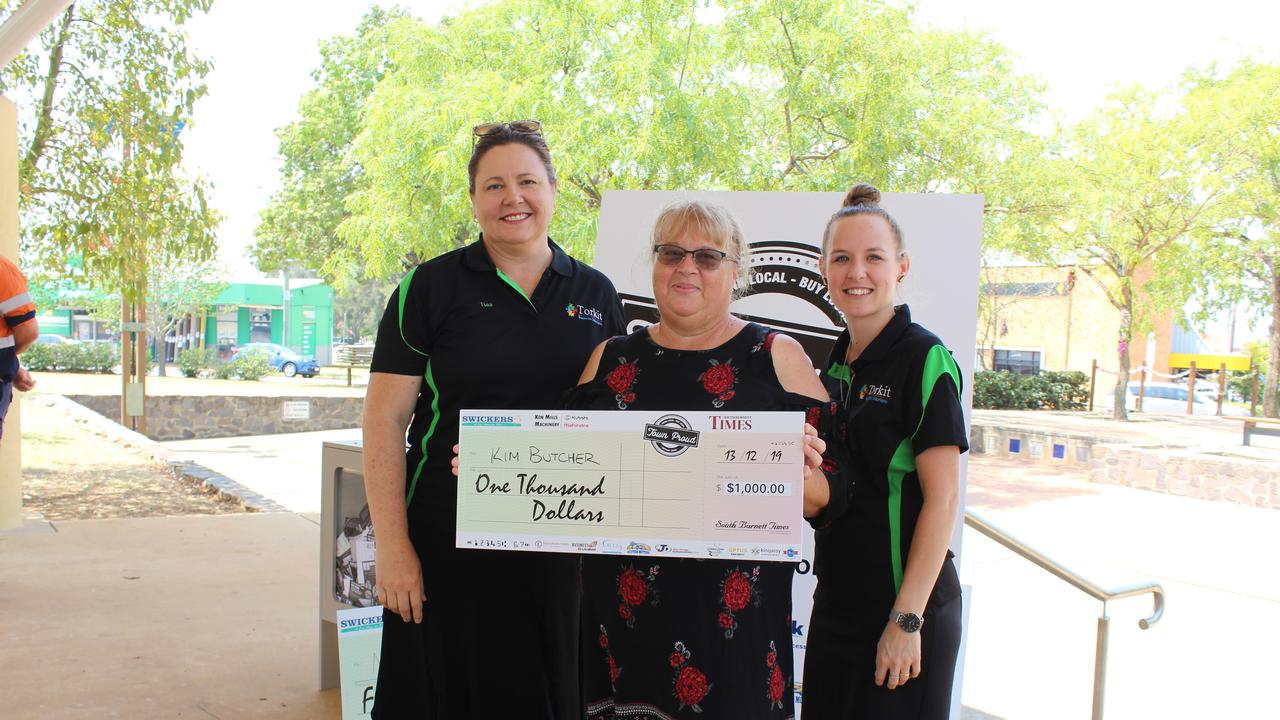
top-left (364, 121), bottom-right (624, 719)
top-left (803, 183), bottom-right (967, 719)
top-left (566, 200), bottom-right (834, 719)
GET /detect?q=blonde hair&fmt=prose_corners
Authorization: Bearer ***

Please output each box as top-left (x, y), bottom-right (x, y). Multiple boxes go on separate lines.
top-left (650, 201), bottom-right (752, 294)
top-left (821, 183), bottom-right (906, 258)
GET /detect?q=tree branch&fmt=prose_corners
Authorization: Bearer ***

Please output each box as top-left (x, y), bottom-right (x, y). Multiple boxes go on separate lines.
top-left (23, 4), bottom-right (76, 179)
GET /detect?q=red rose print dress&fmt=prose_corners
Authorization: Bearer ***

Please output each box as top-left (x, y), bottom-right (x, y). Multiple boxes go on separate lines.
top-left (567, 323), bottom-right (827, 719)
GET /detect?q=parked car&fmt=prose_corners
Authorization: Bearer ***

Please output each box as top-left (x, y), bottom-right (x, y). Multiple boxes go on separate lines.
top-left (35, 334), bottom-right (77, 345)
top-left (1125, 381), bottom-right (1246, 416)
top-left (231, 342), bottom-right (320, 378)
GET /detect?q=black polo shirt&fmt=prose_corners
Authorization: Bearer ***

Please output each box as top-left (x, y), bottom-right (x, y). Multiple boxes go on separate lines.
top-left (371, 236), bottom-right (625, 529)
top-left (813, 304), bottom-right (968, 612)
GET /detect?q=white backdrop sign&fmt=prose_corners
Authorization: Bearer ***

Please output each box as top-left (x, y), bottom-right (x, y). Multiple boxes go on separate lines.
top-left (593, 190), bottom-right (982, 716)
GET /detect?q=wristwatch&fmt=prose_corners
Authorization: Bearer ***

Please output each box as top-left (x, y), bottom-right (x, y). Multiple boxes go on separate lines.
top-left (890, 610), bottom-right (923, 633)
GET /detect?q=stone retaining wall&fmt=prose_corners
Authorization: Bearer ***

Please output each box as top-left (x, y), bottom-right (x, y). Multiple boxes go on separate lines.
top-left (1089, 444), bottom-right (1280, 509)
top-left (67, 394), bottom-right (363, 441)
top-left (969, 421), bottom-right (1096, 467)
top-left (971, 418), bottom-right (1279, 510)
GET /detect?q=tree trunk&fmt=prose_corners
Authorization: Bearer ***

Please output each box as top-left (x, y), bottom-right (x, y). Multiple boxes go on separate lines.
top-left (155, 335), bottom-right (166, 377)
top-left (1112, 298), bottom-right (1133, 421)
top-left (1266, 268), bottom-right (1280, 418)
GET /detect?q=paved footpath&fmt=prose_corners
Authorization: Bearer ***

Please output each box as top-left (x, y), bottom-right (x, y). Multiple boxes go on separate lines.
top-left (959, 456), bottom-right (1279, 719)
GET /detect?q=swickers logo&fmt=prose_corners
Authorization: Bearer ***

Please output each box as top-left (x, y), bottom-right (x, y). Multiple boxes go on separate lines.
top-left (565, 303), bottom-right (605, 326)
top-left (859, 384), bottom-right (892, 404)
top-left (461, 414), bottom-right (518, 426)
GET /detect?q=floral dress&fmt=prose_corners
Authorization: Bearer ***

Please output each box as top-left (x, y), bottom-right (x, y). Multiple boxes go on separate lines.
top-left (567, 323), bottom-right (828, 720)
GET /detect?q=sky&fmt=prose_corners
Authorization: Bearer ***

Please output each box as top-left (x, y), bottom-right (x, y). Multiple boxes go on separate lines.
top-left (178, 0), bottom-right (1280, 343)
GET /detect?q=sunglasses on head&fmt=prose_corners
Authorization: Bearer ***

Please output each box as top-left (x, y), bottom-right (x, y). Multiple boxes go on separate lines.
top-left (653, 244), bottom-right (739, 271)
top-left (472, 120), bottom-right (543, 140)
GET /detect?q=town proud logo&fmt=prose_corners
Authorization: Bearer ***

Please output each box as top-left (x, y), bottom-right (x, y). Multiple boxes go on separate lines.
top-left (643, 414), bottom-right (700, 457)
top-left (618, 239), bottom-right (845, 362)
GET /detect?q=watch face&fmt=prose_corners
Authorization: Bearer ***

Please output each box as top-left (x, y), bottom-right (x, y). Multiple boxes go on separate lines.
top-left (897, 612), bottom-right (923, 633)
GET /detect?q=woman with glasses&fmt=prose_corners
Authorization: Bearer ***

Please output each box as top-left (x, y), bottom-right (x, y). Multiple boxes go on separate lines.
top-left (364, 121), bottom-right (624, 719)
top-left (566, 200), bottom-right (834, 719)
top-left (803, 184), bottom-right (966, 719)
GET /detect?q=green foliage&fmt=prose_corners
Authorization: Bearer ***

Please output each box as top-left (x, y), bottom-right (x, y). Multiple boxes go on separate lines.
top-left (2, 0), bottom-right (220, 302)
top-left (252, 7), bottom-right (407, 285)
top-left (175, 346), bottom-right (215, 378)
top-left (973, 370), bottom-right (1089, 411)
top-left (257, 1), bottom-right (1045, 283)
top-left (214, 349), bottom-right (271, 381)
top-left (21, 342), bottom-right (117, 373)
top-left (1182, 61), bottom-right (1280, 417)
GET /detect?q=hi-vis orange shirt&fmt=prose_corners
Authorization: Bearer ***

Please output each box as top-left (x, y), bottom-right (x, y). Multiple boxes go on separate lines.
top-left (0, 257), bottom-right (36, 383)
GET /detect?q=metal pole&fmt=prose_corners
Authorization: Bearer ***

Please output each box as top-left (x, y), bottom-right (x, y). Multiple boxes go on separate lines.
top-left (1089, 359), bottom-right (1098, 412)
top-left (1093, 613), bottom-right (1111, 720)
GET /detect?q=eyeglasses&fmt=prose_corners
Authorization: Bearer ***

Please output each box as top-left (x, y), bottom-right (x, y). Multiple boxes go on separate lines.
top-left (653, 244), bottom-right (739, 271)
top-left (473, 120), bottom-right (543, 139)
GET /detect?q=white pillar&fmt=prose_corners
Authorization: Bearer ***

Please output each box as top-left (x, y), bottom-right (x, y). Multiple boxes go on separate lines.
top-left (0, 95), bottom-right (23, 529)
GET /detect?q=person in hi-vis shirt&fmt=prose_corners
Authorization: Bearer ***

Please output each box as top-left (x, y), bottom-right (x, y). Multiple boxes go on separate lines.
top-left (0, 256), bottom-right (38, 438)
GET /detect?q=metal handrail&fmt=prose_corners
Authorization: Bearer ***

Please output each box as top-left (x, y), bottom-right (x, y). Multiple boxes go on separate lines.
top-left (964, 509), bottom-right (1164, 720)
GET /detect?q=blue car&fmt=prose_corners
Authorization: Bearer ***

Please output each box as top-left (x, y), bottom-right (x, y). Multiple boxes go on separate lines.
top-left (232, 342), bottom-right (320, 378)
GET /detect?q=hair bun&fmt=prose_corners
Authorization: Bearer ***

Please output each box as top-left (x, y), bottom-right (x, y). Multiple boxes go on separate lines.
top-left (842, 183), bottom-right (881, 208)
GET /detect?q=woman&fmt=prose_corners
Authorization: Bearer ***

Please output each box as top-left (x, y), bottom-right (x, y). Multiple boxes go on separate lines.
top-left (363, 121), bottom-right (624, 719)
top-left (803, 184), bottom-right (967, 718)
top-left (567, 200), bottom-right (831, 719)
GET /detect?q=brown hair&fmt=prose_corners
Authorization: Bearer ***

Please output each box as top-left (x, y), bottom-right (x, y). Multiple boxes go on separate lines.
top-left (651, 200), bottom-right (752, 295)
top-left (820, 183), bottom-right (906, 257)
top-left (466, 126), bottom-right (557, 193)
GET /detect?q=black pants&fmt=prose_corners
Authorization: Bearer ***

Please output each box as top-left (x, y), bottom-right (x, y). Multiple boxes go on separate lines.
top-left (801, 593), bottom-right (962, 719)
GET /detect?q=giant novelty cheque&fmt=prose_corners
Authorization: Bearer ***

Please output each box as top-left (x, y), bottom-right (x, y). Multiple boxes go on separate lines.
top-left (457, 409), bottom-right (806, 559)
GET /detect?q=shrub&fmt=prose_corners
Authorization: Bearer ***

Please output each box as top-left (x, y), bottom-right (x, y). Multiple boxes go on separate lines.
top-left (213, 348), bottom-right (272, 381)
top-left (233, 349), bottom-right (272, 381)
top-left (973, 370), bottom-right (1088, 410)
top-left (20, 341), bottom-right (116, 373)
top-left (22, 343), bottom-right (55, 371)
top-left (176, 347), bottom-right (216, 378)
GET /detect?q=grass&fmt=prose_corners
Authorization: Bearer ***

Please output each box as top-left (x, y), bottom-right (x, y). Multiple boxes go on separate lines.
top-left (19, 397), bottom-right (244, 520)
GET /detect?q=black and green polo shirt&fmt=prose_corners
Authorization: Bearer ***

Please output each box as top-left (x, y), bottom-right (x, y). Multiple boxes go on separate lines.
top-left (813, 304), bottom-right (968, 612)
top-left (370, 236), bottom-right (624, 530)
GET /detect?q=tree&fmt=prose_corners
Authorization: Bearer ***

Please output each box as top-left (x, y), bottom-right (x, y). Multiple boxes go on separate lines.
top-left (1183, 61), bottom-right (1280, 417)
top-left (251, 7), bottom-right (407, 285)
top-left (1, 0), bottom-right (219, 301)
top-left (1024, 87), bottom-right (1231, 420)
top-left (81, 253), bottom-right (227, 376)
top-left (268, 0), bottom-right (1046, 281)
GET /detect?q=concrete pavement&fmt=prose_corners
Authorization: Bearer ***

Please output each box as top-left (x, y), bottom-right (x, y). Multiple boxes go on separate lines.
top-left (0, 513), bottom-right (340, 719)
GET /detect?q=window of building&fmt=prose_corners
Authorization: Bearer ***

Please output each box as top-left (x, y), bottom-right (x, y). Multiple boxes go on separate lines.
top-left (993, 349), bottom-right (1041, 376)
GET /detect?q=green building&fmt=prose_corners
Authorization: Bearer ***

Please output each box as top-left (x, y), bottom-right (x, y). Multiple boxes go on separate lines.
top-left (37, 279), bottom-right (336, 365)
top-left (206, 281), bottom-right (335, 364)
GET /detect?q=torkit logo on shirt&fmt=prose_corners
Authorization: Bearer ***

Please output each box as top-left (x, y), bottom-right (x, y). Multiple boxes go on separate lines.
top-left (565, 302), bottom-right (605, 326)
top-left (859, 384), bottom-right (892, 404)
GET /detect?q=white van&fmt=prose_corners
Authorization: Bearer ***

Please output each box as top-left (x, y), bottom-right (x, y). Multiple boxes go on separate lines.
top-left (1125, 381), bottom-right (1244, 416)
